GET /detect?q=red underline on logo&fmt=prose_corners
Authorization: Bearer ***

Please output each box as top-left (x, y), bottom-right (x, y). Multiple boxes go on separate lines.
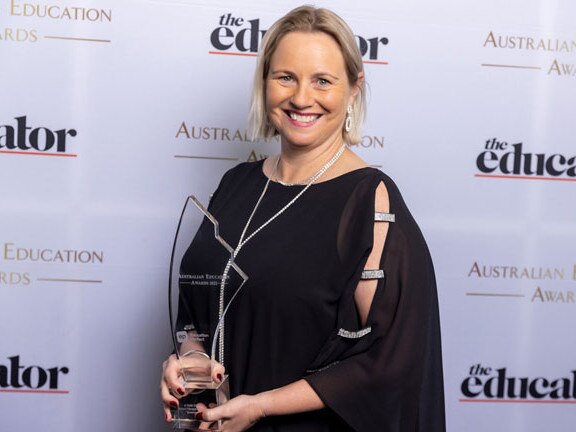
top-left (208, 51), bottom-right (257, 57)
top-left (460, 398), bottom-right (576, 404)
top-left (363, 60), bottom-right (389, 65)
top-left (0, 150), bottom-right (77, 158)
top-left (475, 174), bottom-right (576, 182)
top-left (0, 389), bottom-right (70, 394)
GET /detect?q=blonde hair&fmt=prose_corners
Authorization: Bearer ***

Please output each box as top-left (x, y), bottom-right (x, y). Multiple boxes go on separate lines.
top-left (247, 5), bottom-right (366, 144)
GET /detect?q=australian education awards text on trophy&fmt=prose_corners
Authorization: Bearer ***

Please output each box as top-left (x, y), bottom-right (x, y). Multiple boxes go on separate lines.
top-left (168, 196), bottom-right (247, 431)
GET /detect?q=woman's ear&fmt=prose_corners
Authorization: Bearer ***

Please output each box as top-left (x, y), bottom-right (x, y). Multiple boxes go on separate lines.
top-left (349, 71), bottom-right (364, 102)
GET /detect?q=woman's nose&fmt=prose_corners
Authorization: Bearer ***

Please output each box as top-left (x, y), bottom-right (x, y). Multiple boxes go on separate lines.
top-left (290, 84), bottom-right (313, 109)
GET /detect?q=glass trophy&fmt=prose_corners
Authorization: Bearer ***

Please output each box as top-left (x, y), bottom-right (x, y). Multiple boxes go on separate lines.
top-left (168, 196), bottom-right (247, 431)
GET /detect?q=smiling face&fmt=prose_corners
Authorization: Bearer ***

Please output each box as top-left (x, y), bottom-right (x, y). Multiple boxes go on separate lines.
top-left (265, 31), bottom-right (360, 150)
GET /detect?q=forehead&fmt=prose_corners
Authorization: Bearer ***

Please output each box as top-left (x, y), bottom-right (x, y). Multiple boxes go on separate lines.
top-left (269, 31), bottom-right (346, 72)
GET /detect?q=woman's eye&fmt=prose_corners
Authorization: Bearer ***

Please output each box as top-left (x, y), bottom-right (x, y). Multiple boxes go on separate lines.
top-left (280, 75), bottom-right (293, 82)
top-left (317, 78), bottom-right (331, 86)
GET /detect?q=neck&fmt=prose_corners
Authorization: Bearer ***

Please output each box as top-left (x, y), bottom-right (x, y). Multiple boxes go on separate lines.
top-left (277, 135), bottom-right (345, 184)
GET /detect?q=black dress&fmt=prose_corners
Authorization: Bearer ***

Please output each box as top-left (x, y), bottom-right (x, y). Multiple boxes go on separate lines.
top-left (177, 160), bottom-right (445, 432)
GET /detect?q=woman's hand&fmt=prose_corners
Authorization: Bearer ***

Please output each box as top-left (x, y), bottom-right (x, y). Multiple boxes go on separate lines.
top-left (198, 394), bottom-right (267, 432)
top-left (160, 353), bottom-right (225, 422)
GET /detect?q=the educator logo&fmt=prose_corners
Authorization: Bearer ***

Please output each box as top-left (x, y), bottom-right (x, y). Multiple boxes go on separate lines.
top-left (460, 364), bottom-right (576, 402)
top-left (0, 355), bottom-right (69, 394)
top-left (475, 138), bottom-right (576, 181)
top-left (0, 116), bottom-right (78, 157)
top-left (209, 12), bottom-right (389, 63)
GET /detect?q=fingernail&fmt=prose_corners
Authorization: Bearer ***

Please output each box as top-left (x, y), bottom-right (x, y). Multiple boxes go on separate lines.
top-left (165, 413), bottom-right (170, 422)
top-left (169, 401), bottom-right (178, 408)
top-left (217, 373), bottom-right (223, 381)
top-left (195, 412), bottom-right (204, 421)
top-left (177, 387), bottom-right (185, 395)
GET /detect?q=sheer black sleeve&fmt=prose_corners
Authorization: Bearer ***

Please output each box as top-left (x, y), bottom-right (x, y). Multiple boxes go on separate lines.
top-left (304, 171), bottom-right (445, 432)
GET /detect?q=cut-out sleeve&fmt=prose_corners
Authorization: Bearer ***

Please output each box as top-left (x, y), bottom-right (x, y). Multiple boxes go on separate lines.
top-left (304, 172), bottom-right (445, 432)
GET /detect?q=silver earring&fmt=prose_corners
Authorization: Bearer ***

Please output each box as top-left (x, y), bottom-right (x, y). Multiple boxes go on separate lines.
top-left (345, 105), bottom-right (352, 133)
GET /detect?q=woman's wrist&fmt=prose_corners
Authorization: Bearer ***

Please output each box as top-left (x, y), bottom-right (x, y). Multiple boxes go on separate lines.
top-left (253, 391), bottom-right (271, 419)
top-left (249, 380), bottom-right (324, 420)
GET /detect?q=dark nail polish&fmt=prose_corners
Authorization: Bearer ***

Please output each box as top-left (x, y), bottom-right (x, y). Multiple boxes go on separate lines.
top-left (177, 387), bottom-right (185, 395)
top-left (195, 412), bottom-right (204, 421)
top-left (169, 401), bottom-right (178, 408)
top-left (217, 373), bottom-right (223, 381)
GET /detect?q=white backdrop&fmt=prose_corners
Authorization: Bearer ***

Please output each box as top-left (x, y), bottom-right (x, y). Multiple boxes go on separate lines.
top-left (1, 0), bottom-right (575, 431)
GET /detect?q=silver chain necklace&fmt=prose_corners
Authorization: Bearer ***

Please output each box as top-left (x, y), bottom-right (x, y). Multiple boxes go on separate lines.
top-left (275, 171), bottom-right (316, 187)
top-left (216, 144), bottom-right (347, 365)
top-left (274, 146), bottom-right (347, 186)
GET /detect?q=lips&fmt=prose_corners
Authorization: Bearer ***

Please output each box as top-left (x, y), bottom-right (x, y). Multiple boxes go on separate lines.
top-left (285, 110), bottom-right (321, 124)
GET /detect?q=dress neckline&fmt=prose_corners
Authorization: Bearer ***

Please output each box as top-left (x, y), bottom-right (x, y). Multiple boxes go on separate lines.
top-left (257, 158), bottom-right (376, 188)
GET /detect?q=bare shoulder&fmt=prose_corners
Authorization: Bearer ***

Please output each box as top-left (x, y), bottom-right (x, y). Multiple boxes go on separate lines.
top-left (374, 181), bottom-right (390, 212)
top-left (343, 150), bottom-right (390, 209)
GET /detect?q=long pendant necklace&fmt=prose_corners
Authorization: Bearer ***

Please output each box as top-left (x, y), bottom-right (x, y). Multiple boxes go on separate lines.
top-left (215, 144), bottom-right (346, 366)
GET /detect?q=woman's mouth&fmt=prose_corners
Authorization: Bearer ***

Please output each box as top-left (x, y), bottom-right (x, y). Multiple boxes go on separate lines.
top-left (285, 110), bottom-right (321, 125)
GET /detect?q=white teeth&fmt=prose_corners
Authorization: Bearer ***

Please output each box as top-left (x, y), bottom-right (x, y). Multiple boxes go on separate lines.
top-left (289, 112), bottom-right (319, 123)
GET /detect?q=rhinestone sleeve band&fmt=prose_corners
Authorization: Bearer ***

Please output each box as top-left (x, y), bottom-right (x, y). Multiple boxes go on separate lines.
top-left (375, 212), bottom-right (395, 222)
top-left (337, 327), bottom-right (372, 339)
top-left (360, 269), bottom-right (385, 280)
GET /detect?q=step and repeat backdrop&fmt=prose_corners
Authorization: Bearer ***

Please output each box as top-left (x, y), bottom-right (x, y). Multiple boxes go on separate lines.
top-left (1, 0), bottom-right (575, 430)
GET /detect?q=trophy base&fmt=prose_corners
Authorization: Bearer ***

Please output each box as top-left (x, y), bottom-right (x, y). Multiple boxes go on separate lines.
top-left (171, 375), bottom-right (230, 431)
top-left (171, 418), bottom-right (220, 432)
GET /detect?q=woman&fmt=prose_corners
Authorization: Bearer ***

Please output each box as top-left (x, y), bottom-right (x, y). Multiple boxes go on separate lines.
top-left (161, 6), bottom-right (445, 432)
